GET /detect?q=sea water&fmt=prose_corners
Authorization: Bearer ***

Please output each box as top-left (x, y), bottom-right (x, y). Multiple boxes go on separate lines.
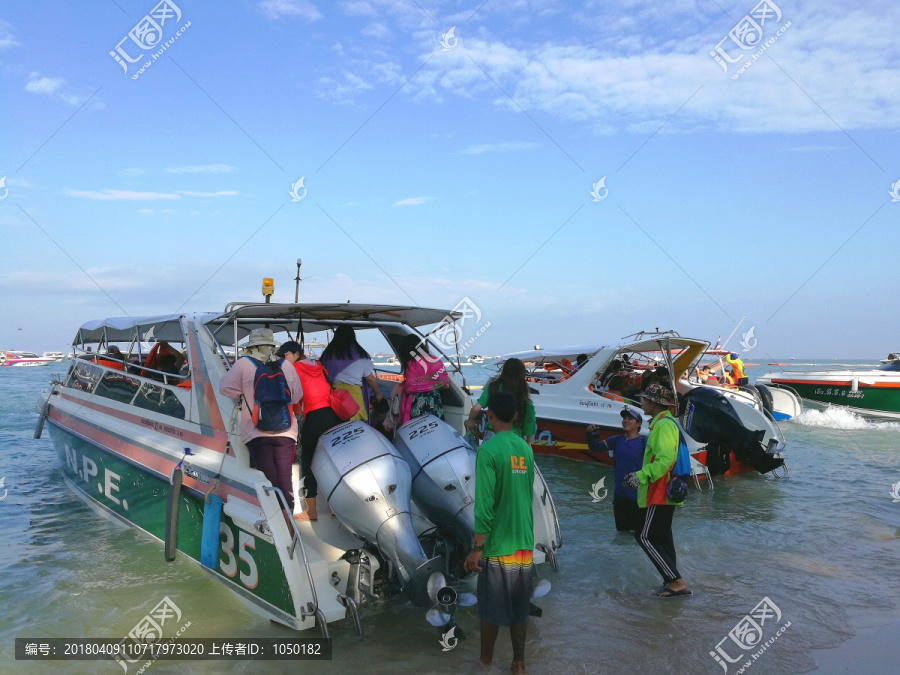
top-left (1, 362), bottom-right (899, 674)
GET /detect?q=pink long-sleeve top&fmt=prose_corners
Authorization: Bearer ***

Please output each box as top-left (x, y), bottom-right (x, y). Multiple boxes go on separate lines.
top-left (218, 357), bottom-right (303, 444)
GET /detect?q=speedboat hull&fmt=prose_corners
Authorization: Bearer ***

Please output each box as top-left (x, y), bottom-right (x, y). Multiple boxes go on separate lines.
top-left (759, 370), bottom-right (900, 419)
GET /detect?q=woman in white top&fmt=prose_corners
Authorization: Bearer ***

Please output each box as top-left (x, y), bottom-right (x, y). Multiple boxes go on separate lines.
top-left (320, 326), bottom-right (385, 422)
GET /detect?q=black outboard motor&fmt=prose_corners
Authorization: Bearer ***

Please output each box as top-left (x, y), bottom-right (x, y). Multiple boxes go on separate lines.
top-left (680, 387), bottom-right (784, 475)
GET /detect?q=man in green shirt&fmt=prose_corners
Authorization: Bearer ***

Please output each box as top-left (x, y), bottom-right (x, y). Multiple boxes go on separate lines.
top-left (464, 391), bottom-right (535, 674)
top-left (623, 383), bottom-right (692, 598)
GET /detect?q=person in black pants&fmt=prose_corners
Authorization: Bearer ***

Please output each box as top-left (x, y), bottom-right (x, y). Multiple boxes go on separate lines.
top-left (277, 342), bottom-right (342, 522)
top-left (586, 407), bottom-right (647, 532)
top-left (623, 384), bottom-right (691, 598)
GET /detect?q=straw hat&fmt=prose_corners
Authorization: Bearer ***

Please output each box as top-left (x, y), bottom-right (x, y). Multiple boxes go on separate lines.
top-left (244, 328), bottom-right (277, 349)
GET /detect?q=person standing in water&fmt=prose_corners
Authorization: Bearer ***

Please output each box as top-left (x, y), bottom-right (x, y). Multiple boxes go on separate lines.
top-left (320, 326), bottom-right (385, 422)
top-left (586, 407), bottom-right (647, 532)
top-left (623, 383), bottom-right (691, 598)
top-left (464, 391), bottom-right (535, 674)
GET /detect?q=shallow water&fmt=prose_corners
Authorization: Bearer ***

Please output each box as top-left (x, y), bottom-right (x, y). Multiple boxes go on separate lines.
top-left (1, 363), bottom-right (899, 674)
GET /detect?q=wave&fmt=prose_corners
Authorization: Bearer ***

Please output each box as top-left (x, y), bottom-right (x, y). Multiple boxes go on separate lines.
top-left (794, 406), bottom-right (900, 431)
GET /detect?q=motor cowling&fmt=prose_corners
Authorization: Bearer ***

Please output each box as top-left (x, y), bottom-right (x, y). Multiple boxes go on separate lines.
top-left (393, 415), bottom-right (477, 552)
top-left (312, 421), bottom-right (441, 605)
top-left (680, 387), bottom-right (784, 474)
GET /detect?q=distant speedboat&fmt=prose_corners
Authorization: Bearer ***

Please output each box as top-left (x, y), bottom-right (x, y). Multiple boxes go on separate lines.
top-left (1, 350), bottom-right (56, 367)
top-left (43, 351), bottom-right (66, 362)
top-left (759, 354), bottom-right (900, 419)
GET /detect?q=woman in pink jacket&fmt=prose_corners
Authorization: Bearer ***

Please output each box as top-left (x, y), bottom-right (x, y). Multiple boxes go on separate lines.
top-left (219, 329), bottom-right (302, 523)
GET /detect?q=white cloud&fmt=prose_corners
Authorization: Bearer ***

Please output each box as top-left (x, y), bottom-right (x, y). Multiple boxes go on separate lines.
top-left (0, 20), bottom-right (18, 50)
top-left (165, 164), bottom-right (236, 174)
top-left (139, 208), bottom-right (154, 214)
top-left (393, 196), bottom-right (431, 206)
top-left (178, 190), bottom-right (239, 197)
top-left (258, 0), bottom-right (322, 20)
top-left (361, 22), bottom-right (391, 39)
top-left (120, 168), bottom-right (144, 176)
top-left (25, 76), bottom-right (63, 96)
top-left (461, 141), bottom-right (541, 154)
top-left (64, 189), bottom-right (180, 201)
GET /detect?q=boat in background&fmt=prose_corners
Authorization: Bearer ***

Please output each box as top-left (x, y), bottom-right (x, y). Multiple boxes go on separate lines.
top-left (499, 331), bottom-right (787, 479)
top-left (692, 349), bottom-right (802, 421)
top-left (1, 350), bottom-right (56, 367)
top-left (43, 351), bottom-right (66, 362)
top-left (759, 354), bottom-right (900, 419)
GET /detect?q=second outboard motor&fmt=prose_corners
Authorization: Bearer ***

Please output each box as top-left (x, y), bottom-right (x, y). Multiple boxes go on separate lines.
top-left (393, 415), bottom-right (477, 552)
top-left (312, 421), bottom-right (441, 606)
top-left (680, 387), bottom-right (784, 475)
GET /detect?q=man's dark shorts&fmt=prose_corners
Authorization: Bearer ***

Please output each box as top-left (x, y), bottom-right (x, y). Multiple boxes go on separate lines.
top-left (476, 550), bottom-right (535, 626)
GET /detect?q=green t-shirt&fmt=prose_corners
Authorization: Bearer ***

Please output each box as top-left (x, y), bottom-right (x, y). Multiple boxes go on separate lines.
top-left (474, 431), bottom-right (535, 557)
top-left (477, 385), bottom-right (537, 438)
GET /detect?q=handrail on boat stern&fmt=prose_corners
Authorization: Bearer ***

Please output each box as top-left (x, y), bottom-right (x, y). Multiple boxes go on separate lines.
top-left (262, 485), bottom-right (329, 638)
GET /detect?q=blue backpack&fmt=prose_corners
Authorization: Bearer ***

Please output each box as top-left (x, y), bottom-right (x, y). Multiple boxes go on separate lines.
top-left (659, 416), bottom-right (692, 503)
top-left (247, 357), bottom-right (292, 432)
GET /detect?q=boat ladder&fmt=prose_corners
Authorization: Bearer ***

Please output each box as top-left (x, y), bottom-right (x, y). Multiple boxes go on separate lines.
top-left (263, 485), bottom-right (329, 638)
top-left (690, 456), bottom-right (713, 492)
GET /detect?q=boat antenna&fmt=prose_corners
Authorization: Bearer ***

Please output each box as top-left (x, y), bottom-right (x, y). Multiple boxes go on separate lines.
top-left (294, 258), bottom-right (303, 303)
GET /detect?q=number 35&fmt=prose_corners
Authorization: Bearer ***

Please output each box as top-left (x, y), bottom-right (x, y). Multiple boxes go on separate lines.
top-left (219, 522), bottom-right (259, 589)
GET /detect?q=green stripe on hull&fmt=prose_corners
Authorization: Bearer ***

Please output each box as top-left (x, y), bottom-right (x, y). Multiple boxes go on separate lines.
top-left (785, 382), bottom-right (900, 415)
top-left (49, 424), bottom-right (296, 618)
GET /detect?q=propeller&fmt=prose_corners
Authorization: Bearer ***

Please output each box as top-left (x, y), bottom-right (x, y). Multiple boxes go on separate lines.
top-left (457, 592), bottom-right (477, 607)
top-left (426, 608), bottom-right (452, 627)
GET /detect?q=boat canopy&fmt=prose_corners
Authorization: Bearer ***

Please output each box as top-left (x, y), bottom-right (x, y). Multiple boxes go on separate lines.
top-left (206, 303), bottom-right (461, 346)
top-left (74, 314), bottom-right (196, 344)
top-left (500, 345), bottom-right (606, 361)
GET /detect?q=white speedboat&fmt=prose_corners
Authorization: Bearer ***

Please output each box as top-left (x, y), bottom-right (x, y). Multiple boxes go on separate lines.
top-left (691, 350), bottom-right (802, 421)
top-left (499, 331), bottom-right (787, 478)
top-left (1, 350), bottom-right (56, 367)
top-left (758, 354), bottom-right (900, 419)
top-left (36, 302), bottom-right (561, 641)
top-left (42, 351), bottom-right (66, 361)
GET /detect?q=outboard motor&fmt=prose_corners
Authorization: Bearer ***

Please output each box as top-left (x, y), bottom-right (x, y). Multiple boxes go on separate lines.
top-left (393, 415), bottom-right (477, 553)
top-left (312, 421), bottom-right (442, 606)
top-left (680, 387), bottom-right (785, 475)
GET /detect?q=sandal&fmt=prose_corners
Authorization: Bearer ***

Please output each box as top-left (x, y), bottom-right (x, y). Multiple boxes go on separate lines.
top-left (653, 587), bottom-right (692, 598)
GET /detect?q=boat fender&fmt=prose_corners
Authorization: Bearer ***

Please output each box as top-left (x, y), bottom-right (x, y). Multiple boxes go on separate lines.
top-left (164, 466), bottom-right (183, 562)
top-left (164, 448), bottom-right (192, 563)
top-left (34, 392), bottom-right (53, 439)
top-left (200, 494), bottom-right (224, 569)
top-left (752, 384), bottom-right (774, 414)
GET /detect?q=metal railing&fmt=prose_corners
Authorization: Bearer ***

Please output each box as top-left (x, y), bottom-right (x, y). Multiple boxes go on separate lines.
top-left (261, 485), bottom-right (328, 638)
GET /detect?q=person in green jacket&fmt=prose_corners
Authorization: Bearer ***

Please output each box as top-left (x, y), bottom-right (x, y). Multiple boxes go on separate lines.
top-left (464, 391), bottom-right (535, 674)
top-left (623, 383), bottom-right (692, 598)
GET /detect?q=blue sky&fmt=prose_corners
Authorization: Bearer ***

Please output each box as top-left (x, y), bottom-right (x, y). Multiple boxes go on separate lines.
top-left (1, 0), bottom-right (898, 360)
